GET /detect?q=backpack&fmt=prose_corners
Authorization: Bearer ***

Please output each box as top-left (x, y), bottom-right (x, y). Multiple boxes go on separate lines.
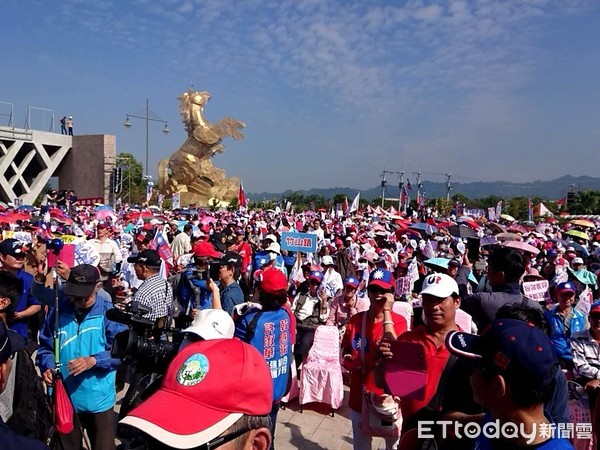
top-left (6, 349), bottom-right (54, 443)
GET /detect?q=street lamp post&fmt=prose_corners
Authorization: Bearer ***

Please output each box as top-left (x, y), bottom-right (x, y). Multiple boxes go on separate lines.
top-left (123, 99), bottom-right (170, 177)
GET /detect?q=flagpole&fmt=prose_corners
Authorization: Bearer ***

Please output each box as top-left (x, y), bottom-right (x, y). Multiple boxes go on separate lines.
top-left (398, 172), bottom-right (404, 212)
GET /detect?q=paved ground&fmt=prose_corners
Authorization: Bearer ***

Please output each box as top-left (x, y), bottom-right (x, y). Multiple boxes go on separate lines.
top-left (274, 386), bottom-right (387, 450)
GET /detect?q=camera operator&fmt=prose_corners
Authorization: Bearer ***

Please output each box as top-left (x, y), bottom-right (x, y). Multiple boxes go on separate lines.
top-left (206, 252), bottom-right (244, 316)
top-left (175, 246), bottom-right (219, 326)
top-left (32, 264), bottom-right (127, 450)
top-left (127, 250), bottom-right (173, 333)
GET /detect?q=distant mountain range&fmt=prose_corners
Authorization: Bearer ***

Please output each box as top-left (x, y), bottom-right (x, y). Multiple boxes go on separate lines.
top-left (249, 175), bottom-right (600, 202)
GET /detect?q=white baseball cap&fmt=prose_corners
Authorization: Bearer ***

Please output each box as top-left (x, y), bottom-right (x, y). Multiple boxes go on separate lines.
top-left (321, 255), bottom-right (334, 266)
top-left (183, 309), bottom-right (235, 340)
top-left (265, 242), bottom-right (281, 255)
top-left (572, 257), bottom-right (584, 265)
top-left (264, 234), bottom-right (278, 243)
top-left (420, 273), bottom-right (459, 298)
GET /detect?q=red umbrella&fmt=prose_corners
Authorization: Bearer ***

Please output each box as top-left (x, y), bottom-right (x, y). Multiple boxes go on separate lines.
top-left (131, 210), bottom-right (155, 222)
top-left (436, 220), bottom-right (456, 228)
top-left (507, 224), bottom-right (529, 234)
top-left (49, 208), bottom-right (73, 225)
top-left (0, 214), bottom-right (16, 224)
top-left (457, 217), bottom-right (480, 229)
top-left (9, 211), bottom-right (31, 221)
top-left (395, 229), bottom-right (421, 239)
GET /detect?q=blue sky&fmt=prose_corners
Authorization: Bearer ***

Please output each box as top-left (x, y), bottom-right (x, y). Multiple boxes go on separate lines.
top-left (2, 0), bottom-right (600, 194)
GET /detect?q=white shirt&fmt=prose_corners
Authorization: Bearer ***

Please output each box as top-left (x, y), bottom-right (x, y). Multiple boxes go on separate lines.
top-left (321, 268), bottom-right (343, 299)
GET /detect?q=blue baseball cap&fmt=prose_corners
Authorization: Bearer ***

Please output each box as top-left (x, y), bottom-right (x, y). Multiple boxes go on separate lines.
top-left (546, 249), bottom-right (558, 258)
top-left (556, 281), bottom-right (576, 295)
top-left (368, 269), bottom-right (394, 290)
top-left (446, 319), bottom-right (558, 389)
top-left (344, 277), bottom-right (359, 288)
top-left (308, 270), bottom-right (323, 283)
top-left (0, 239), bottom-right (27, 257)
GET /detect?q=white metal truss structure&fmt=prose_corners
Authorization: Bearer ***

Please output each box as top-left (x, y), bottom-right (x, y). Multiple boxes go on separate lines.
top-left (0, 126), bottom-right (71, 204)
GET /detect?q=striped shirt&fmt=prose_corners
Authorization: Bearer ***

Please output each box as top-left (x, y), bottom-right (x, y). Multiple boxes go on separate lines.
top-left (133, 274), bottom-right (173, 321)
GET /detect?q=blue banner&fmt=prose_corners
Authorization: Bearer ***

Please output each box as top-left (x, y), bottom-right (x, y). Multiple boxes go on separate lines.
top-left (280, 231), bottom-right (317, 253)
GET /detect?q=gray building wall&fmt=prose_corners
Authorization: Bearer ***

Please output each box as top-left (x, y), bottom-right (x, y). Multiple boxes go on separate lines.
top-left (58, 134), bottom-right (115, 203)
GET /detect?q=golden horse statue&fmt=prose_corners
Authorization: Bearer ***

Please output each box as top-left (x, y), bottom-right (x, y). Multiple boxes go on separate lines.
top-left (159, 89), bottom-right (245, 206)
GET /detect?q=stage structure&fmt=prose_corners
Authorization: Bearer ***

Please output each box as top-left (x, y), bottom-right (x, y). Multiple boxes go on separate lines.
top-left (0, 124), bottom-right (115, 205)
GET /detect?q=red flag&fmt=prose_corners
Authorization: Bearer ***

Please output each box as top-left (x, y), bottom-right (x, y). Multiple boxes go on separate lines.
top-left (238, 181), bottom-right (247, 208)
top-left (556, 197), bottom-right (566, 206)
top-left (342, 196), bottom-right (349, 213)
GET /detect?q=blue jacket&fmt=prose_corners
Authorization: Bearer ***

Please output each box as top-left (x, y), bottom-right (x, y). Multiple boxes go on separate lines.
top-left (235, 307), bottom-right (291, 402)
top-left (34, 282), bottom-right (126, 413)
top-left (220, 281), bottom-right (244, 316)
top-left (10, 270), bottom-right (40, 340)
top-left (545, 306), bottom-right (587, 361)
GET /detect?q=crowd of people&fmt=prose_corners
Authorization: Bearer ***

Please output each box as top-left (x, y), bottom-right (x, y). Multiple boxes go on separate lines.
top-left (1, 199), bottom-right (599, 449)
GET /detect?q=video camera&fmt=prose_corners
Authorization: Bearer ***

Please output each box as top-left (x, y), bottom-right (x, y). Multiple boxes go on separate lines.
top-left (190, 267), bottom-right (211, 281)
top-left (108, 301), bottom-right (181, 371)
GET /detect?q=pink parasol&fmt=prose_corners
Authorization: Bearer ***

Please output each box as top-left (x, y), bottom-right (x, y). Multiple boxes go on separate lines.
top-left (502, 240), bottom-right (540, 255)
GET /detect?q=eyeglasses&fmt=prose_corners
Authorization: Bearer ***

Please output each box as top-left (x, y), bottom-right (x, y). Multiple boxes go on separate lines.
top-left (198, 427), bottom-right (252, 450)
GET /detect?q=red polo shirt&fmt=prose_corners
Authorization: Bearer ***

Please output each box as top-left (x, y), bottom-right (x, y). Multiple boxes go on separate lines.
top-left (341, 311), bottom-right (407, 412)
top-left (396, 325), bottom-right (458, 421)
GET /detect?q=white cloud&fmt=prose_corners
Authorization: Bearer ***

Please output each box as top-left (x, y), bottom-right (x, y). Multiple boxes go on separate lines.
top-left (12, 0), bottom-right (599, 190)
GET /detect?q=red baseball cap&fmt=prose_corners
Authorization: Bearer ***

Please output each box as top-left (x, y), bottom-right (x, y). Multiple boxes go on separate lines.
top-left (193, 242), bottom-right (222, 259)
top-left (120, 339), bottom-right (272, 448)
top-left (257, 268), bottom-right (287, 293)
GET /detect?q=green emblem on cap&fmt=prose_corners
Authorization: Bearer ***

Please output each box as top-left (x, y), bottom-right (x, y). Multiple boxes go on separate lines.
top-left (176, 353), bottom-right (209, 387)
